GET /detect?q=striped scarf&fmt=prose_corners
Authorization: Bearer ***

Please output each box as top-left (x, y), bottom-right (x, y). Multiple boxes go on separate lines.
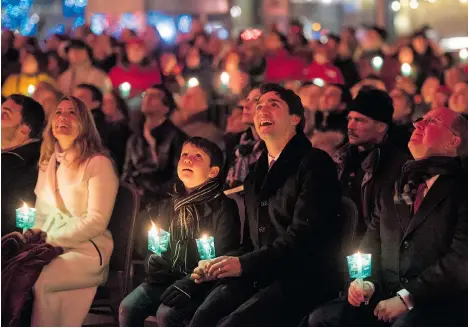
top-left (169, 180), bottom-right (222, 274)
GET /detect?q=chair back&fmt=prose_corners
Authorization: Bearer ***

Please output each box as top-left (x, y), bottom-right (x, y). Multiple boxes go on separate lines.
top-left (107, 182), bottom-right (140, 295)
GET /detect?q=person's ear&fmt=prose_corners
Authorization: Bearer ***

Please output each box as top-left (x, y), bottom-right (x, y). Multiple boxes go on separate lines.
top-left (448, 135), bottom-right (461, 151)
top-left (208, 166), bottom-right (220, 179)
top-left (91, 100), bottom-right (101, 110)
top-left (19, 123), bottom-right (31, 137)
top-left (376, 122), bottom-right (387, 134)
top-left (290, 115), bottom-right (301, 127)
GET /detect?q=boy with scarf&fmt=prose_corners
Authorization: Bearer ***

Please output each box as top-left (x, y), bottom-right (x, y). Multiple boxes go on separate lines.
top-left (119, 137), bottom-right (240, 327)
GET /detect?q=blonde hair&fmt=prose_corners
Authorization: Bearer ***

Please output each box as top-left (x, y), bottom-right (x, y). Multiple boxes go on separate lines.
top-left (39, 95), bottom-right (109, 169)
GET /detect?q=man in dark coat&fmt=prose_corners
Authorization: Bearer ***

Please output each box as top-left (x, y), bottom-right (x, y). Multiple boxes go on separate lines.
top-left (121, 84), bottom-right (187, 208)
top-left (1, 95), bottom-right (45, 236)
top-left (187, 83), bottom-right (343, 326)
top-left (333, 88), bottom-right (410, 253)
top-left (307, 107), bottom-right (468, 326)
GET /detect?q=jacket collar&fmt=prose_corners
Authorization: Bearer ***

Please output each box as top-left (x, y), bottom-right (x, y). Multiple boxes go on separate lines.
top-left (251, 133), bottom-right (312, 198)
top-left (1, 139), bottom-right (41, 165)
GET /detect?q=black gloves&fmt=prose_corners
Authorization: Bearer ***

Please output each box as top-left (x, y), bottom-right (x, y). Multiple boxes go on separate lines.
top-left (160, 278), bottom-right (198, 308)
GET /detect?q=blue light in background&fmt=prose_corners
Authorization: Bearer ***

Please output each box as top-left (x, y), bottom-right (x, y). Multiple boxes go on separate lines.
top-left (147, 12), bottom-right (177, 43)
top-left (49, 24), bottom-right (66, 35)
top-left (90, 13), bottom-right (107, 35)
top-left (63, 0), bottom-right (87, 18)
top-left (177, 14), bottom-right (192, 33)
top-left (1, 0), bottom-right (34, 30)
top-left (73, 16), bottom-right (85, 30)
top-left (19, 13), bottom-right (39, 36)
top-left (217, 28), bottom-right (229, 40)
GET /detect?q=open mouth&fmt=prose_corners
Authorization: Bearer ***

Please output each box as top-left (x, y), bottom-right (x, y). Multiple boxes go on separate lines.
top-left (259, 119), bottom-right (274, 127)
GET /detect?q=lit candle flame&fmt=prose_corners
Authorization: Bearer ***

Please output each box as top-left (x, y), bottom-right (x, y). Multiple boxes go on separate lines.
top-left (22, 202), bottom-right (28, 214)
top-left (150, 221), bottom-right (158, 238)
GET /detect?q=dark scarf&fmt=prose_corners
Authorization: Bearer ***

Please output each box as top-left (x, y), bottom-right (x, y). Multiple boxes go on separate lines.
top-left (394, 156), bottom-right (462, 206)
top-left (169, 180), bottom-right (222, 274)
top-left (226, 129), bottom-right (264, 188)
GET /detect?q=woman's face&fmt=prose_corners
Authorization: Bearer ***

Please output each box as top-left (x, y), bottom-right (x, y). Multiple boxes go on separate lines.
top-left (22, 53), bottom-right (39, 73)
top-left (52, 100), bottom-right (81, 144)
top-left (161, 53), bottom-right (177, 74)
top-left (398, 47), bottom-right (414, 64)
top-left (47, 55), bottom-right (59, 72)
top-left (126, 43), bottom-right (146, 64)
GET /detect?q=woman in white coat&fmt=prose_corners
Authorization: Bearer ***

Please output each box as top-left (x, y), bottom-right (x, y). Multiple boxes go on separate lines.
top-left (32, 95), bottom-right (118, 326)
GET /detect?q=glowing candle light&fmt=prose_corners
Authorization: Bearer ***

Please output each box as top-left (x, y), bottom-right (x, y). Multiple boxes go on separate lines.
top-left (27, 84), bottom-right (36, 96)
top-left (371, 56), bottom-right (384, 72)
top-left (196, 234), bottom-right (216, 260)
top-left (148, 222), bottom-right (170, 255)
top-left (119, 82), bottom-right (131, 99)
top-left (16, 202), bottom-right (36, 230)
top-left (401, 63), bottom-right (412, 77)
top-left (187, 77), bottom-right (200, 88)
top-left (347, 251), bottom-right (372, 302)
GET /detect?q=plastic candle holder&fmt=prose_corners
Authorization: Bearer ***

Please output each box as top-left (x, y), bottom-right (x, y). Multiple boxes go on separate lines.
top-left (119, 82), bottom-right (131, 99)
top-left (16, 203), bottom-right (36, 230)
top-left (148, 224), bottom-right (170, 256)
top-left (346, 252), bottom-right (372, 279)
top-left (196, 235), bottom-right (216, 260)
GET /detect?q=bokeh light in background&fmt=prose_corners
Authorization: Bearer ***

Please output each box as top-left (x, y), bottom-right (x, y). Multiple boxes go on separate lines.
top-left (90, 13), bottom-right (109, 35)
top-left (62, 0), bottom-right (87, 17)
top-left (49, 24), bottom-right (66, 36)
top-left (205, 22), bottom-right (229, 40)
top-left (177, 14), bottom-right (192, 33)
top-left (1, 0), bottom-right (34, 31)
top-left (147, 12), bottom-right (177, 43)
top-left (20, 12), bottom-right (40, 36)
top-left (72, 16), bottom-right (85, 30)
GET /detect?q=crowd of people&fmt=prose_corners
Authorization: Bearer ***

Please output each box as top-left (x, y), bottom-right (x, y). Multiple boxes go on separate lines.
top-left (1, 17), bottom-right (468, 327)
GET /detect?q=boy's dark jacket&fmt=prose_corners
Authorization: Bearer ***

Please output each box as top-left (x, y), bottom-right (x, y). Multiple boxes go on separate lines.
top-left (144, 190), bottom-right (241, 289)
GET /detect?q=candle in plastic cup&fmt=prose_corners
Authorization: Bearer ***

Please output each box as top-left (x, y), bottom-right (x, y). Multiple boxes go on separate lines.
top-left (119, 82), bottom-right (131, 99)
top-left (220, 72), bottom-right (230, 86)
top-left (27, 84), bottom-right (36, 96)
top-left (347, 252), bottom-right (372, 303)
top-left (187, 77), bottom-right (200, 88)
top-left (148, 222), bottom-right (170, 255)
top-left (371, 56), bottom-right (384, 72)
top-left (16, 202), bottom-right (36, 230)
top-left (196, 235), bottom-right (216, 260)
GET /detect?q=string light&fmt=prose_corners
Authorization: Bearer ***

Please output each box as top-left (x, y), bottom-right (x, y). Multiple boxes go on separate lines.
top-left (230, 6), bottom-right (242, 18)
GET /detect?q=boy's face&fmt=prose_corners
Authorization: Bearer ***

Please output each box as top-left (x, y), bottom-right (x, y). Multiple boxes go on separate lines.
top-left (178, 143), bottom-right (220, 190)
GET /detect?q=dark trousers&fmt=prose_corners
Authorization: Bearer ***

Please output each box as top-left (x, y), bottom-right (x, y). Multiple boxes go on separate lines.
top-left (189, 278), bottom-right (317, 327)
top-left (119, 282), bottom-right (170, 327)
top-left (306, 296), bottom-right (468, 327)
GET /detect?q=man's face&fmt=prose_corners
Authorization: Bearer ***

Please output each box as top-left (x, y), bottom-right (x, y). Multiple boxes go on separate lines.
top-left (409, 108), bottom-right (460, 160)
top-left (319, 85), bottom-right (343, 111)
top-left (34, 90), bottom-right (57, 118)
top-left (298, 84), bottom-right (322, 111)
top-left (73, 87), bottom-right (99, 111)
top-left (449, 82), bottom-right (468, 114)
top-left (254, 91), bottom-right (300, 141)
top-left (242, 88), bottom-right (261, 125)
top-left (444, 68), bottom-right (463, 90)
top-left (68, 48), bottom-right (89, 65)
top-left (347, 111), bottom-right (385, 146)
top-left (390, 89), bottom-right (411, 120)
top-left (1, 99), bottom-right (24, 143)
top-left (142, 88), bottom-right (169, 117)
top-left (177, 143), bottom-right (219, 190)
top-left (421, 77), bottom-right (440, 103)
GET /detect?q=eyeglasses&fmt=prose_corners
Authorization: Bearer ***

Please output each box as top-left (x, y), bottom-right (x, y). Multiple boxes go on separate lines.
top-left (413, 116), bottom-right (459, 136)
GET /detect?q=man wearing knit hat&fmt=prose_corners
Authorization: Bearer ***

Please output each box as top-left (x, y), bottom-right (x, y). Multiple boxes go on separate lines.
top-left (332, 87), bottom-right (410, 254)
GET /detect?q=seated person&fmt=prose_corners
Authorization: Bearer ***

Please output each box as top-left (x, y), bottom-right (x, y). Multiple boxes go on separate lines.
top-left (119, 137), bottom-right (241, 327)
top-left (30, 96), bottom-right (119, 326)
top-left (307, 107), bottom-right (468, 326)
top-left (2, 95), bottom-right (45, 237)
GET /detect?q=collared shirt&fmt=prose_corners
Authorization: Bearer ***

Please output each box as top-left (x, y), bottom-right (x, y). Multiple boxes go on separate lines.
top-left (268, 152), bottom-right (281, 169)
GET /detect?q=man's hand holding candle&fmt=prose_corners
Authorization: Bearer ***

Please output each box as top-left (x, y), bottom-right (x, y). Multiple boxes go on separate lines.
top-left (348, 280), bottom-right (374, 307)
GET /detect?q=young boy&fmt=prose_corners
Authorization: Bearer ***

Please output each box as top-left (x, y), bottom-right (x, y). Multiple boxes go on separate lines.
top-left (119, 137), bottom-right (240, 327)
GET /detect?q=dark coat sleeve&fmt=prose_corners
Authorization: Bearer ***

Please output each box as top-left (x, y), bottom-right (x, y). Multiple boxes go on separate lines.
top-left (359, 188), bottom-right (384, 295)
top-left (238, 151), bottom-right (342, 278)
top-left (404, 189), bottom-right (468, 303)
top-left (213, 197), bottom-right (241, 257)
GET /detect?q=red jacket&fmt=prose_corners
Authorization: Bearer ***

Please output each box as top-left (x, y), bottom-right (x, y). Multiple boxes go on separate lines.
top-left (2, 230), bottom-right (63, 327)
top-left (109, 63), bottom-right (162, 96)
top-left (264, 49), bottom-right (306, 83)
top-left (303, 61), bottom-right (344, 85)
